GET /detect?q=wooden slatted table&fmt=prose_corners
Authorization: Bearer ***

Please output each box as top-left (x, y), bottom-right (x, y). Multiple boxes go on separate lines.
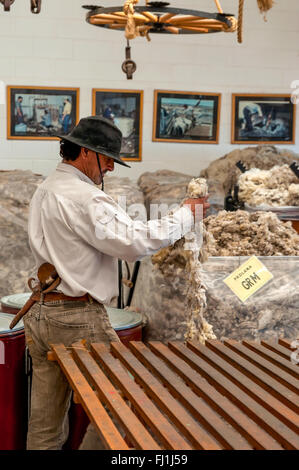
top-left (48, 339), bottom-right (299, 450)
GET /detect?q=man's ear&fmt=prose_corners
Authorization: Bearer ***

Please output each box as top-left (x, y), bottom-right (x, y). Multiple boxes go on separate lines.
top-left (81, 147), bottom-right (89, 160)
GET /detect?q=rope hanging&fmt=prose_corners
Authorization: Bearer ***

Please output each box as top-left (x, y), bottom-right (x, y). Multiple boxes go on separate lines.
top-left (237, 0), bottom-right (244, 43)
top-left (123, 0), bottom-right (151, 41)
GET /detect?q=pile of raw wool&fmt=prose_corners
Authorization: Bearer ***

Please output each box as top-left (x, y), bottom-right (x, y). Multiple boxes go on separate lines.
top-left (204, 210), bottom-right (299, 257)
top-left (152, 177), bottom-right (216, 344)
top-left (200, 145), bottom-right (299, 196)
top-left (238, 165), bottom-right (299, 207)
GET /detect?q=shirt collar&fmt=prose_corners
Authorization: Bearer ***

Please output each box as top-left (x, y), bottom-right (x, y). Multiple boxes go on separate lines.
top-left (56, 162), bottom-right (95, 186)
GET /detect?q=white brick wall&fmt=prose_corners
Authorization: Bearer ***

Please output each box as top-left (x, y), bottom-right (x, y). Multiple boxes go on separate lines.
top-left (0, 0), bottom-right (298, 181)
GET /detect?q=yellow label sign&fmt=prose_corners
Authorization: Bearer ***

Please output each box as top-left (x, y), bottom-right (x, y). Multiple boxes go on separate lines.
top-left (223, 256), bottom-right (273, 303)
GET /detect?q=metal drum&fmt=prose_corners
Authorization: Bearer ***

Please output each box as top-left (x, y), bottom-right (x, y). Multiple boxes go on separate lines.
top-left (106, 307), bottom-right (143, 346)
top-left (1, 293), bottom-right (31, 315)
top-left (0, 294), bottom-right (144, 450)
top-left (291, 220), bottom-right (299, 234)
top-left (0, 313), bottom-right (27, 450)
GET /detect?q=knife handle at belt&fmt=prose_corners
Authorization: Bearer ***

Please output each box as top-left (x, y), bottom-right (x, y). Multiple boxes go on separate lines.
top-left (9, 296), bottom-right (36, 330)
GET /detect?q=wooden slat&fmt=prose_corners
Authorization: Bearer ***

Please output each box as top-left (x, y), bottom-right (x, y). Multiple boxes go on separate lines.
top-left (261, 340), bottom-right (297, 361)
top-left (91, 343), bottom-right (192, 450)
top-left (279, 338), bottom-right (297, 350)
top-left (219, 340), bottom-right (299, 400)
top-left (110, 342), bottom-right (222, 450)
top-left (193, 341), bottom-right (299, 432)
top-left (169, 342), bottom-right (299, 450)
top-left (203, 341), bottom-right (299, 416)
top-left (242, 341), bottom-right (299, 379)
top-left (129, 341), bottom-right (251, 450)
top-left (71, 343), bottom-right (159, 450)
top-left (50, 344), bottom-right (129, 450)
top-left (149, 341), bottom-right (282, 450)
top-left (51, 340), bottom-right (298, 451)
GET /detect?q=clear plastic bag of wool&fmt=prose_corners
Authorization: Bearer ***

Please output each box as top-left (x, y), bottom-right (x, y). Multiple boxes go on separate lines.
top-left (132, 256), bottom-right (299, 343)
top-left (200, 256), bottom-right (299, 341)
top-left (131, 255), bottom-right (191, 343)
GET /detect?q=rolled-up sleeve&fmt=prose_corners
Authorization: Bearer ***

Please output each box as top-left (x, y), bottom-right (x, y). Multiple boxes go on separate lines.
top-left (72, 193), bottom-right (195, 262)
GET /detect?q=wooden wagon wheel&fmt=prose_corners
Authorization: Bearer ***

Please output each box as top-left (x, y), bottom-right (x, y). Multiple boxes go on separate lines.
top-left (84, 2), bottom-right (238, 39)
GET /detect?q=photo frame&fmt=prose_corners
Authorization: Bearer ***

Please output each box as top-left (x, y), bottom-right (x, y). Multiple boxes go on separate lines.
top-left (232, 94), bottom-right (295, 144)
top-left (7, 86), bottom-right (80, 140)
top-left (92, 88), bottom-right (143, 161)
top-left (153, 90), bottom-right (221, 143)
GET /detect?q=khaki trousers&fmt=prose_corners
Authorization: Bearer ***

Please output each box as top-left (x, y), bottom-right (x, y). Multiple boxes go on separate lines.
top-left (23, 298), bottom-right (120, 450)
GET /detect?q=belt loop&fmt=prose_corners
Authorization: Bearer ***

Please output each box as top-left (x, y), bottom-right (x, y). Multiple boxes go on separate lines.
top-left (37, 292), bottom-right (44, 321)
top-left (39, 292), bottom-right (45, 306)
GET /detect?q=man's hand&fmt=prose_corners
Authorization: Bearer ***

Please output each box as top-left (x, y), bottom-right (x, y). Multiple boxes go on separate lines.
top-left (183, 196), bottom-right (210, 220)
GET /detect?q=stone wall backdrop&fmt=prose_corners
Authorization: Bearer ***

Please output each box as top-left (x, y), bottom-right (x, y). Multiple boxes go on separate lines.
top-left (0, 170), bottom-right (44, 298)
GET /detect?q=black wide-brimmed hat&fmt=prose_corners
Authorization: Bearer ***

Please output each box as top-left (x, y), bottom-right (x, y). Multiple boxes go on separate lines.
top-left (56, 116), bottom-right (130, 168)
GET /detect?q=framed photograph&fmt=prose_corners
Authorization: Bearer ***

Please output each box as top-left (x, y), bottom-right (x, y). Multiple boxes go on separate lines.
top-left (7, 86), bottom-right (79, 140)
top-left (92, 89), bottom-right (143, 162)
top-left (232, 94), bottom-right (295, 144)
top-left (153, 90), bottom-right (221, 143)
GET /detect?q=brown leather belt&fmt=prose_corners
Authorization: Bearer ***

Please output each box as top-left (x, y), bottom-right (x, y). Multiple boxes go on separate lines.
top-left (31, 292), bottom-right (90, 303)
top-left (9, 292), bottom-right (91, 330)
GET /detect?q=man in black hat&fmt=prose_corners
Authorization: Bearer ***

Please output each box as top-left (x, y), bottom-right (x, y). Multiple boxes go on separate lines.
top-left (24, 116), bottom-right (209, 450)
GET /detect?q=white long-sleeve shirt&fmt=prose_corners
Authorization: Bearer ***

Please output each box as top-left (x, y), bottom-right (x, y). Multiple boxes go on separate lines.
top-left (28, 162), bottom-right (194, 304)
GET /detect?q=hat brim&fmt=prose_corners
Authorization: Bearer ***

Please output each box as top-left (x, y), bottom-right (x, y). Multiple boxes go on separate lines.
top-left (56, 133), bottom-right (131, 168)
